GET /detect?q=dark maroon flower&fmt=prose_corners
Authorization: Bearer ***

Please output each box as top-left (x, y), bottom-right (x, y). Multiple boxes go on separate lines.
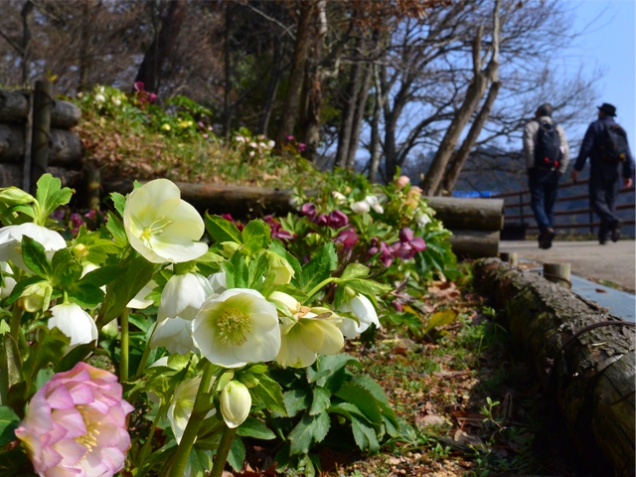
top-left (221, 213), bottom-right (235, 222)
top-left (263, 215), bottom-right (295, 241)
top-left (70, 213), bottom-right (85, 228)
top-left (334, 229), bottom-right (358, 248)
top-left (134, 81), bottom-right (145, 92)
top-left (51, 209), bottom-right (65, 220)
top-left (327, 210), bottom-right (349, 229)
top-left (392, 301), bottom-right (404, 313)
top-left (411, 237), bottom-right (426, 252)
top-left (301, 203), bottom-right (316, 219)
top-left (297, 143), bottom-right (307, 153)
top-left (148, 93), bottom-right (157, 103)
top-left (379, 242), bottom-right (394, 267)
top-left (314, 213), bottom-right (328, 226)
top-left (399, 227), bottom-right (414, 243)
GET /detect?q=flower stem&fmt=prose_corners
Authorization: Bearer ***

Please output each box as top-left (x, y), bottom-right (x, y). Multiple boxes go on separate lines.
top-left (137, 402), bottom-right (168, 477)
top-left (10, 305), bottom-right (22, 344)
top-left (120, 308), bottom-right (129, 383)
top-left (306, 277), bottom-right (334, 301)
top-left (165, 360), bottom-right (215, 477)
top-left (210, 425), bottom-right (237, 477)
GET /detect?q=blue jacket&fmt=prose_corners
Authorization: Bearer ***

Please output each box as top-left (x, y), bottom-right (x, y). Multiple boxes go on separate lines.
top-left (574, 116), bottom-right (635, 178)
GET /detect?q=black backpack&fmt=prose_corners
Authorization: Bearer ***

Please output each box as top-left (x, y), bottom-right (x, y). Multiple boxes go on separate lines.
top-left (599, 122), bottom-right (629, 163)
top-left (534, 120), bottom-right (562, 169)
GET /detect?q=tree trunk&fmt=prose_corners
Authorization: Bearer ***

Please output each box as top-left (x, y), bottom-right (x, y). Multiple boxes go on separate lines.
top-left (258, 37), bottom-right (282, 137)
top-left (134, 0), bottom-right (187, 93)
top-left (277, 1), bottom-right (314, 141)
top-left (368, 66), bottom-right (382, 183)
top-left (335, 44), bottom-right (363, 169)
top-left (473, 258), bottom-right (635, 477)
top-left (383, 112), bottom-right (399, 181)
top-left (441, 80), bottom-right (501, 194)
top-left (345, 58), bottom-right (373, 170)
top-left (77, 0), bottom-right (92, 93)
top-left (223, 2), bottom-right (233, 139)
top-left (21, 0), bottom-right (34, 85)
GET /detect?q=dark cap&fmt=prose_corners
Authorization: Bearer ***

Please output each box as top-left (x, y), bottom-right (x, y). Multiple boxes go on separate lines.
top-left (597, 103), bottom-right (617, 117)
top-left (536, 103), bottom-right (553, 117)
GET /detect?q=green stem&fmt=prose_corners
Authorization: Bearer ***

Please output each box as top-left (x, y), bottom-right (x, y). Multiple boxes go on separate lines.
top-left (137, 402), bottom-right (169, 477)
top-left (133, 324), bottom-right (157, 380)
top-left (306, 277), bottom-right (334, 301)
top-left (120, 308), bottom-right (129, 383)
top-left (210, 425), bottom-right (238, 477)
top-left (165, 361), bottom-right (215, 477)
top-left (10, 306), bottom-right (22, 344)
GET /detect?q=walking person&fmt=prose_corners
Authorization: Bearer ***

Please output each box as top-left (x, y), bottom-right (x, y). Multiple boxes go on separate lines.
top-left (571, 103), bottom-right (634, 245)
top-left (523, 103), bottom-right (570, 249)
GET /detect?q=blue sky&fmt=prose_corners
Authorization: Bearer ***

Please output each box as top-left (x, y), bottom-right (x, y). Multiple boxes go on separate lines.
top-left (567, 0), bottom-right (635, 149)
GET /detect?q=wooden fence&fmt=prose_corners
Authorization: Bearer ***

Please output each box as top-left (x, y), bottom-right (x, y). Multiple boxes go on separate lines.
top-left (493, 179), bottom-right (635, 236)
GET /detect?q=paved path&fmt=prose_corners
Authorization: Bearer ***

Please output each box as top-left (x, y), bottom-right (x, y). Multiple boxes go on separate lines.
top-left (500, 240), bottom-right (635, 292)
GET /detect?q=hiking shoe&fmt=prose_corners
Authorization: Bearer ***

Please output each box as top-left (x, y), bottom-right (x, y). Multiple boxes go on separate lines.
top-left (540, 228), bottom-right (555, 250)
top-left (611, 219), bottom-right (623, 242)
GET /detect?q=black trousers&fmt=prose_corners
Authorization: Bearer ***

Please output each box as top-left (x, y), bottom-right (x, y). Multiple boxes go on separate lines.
top-left (589, 165), bottom-right (620, 240)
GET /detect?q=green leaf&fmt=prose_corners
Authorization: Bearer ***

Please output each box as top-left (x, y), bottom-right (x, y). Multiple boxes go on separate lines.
top-left (0, 406), bottom-right (20, 446)
top-left (227, 435), bottom-right (246, 471)
top-left (316, 354), bottom-right (362, 392)
top-left (340, 263), bottom-right (370, 280)
top-left (351, 375), bottom-right (398, 428)
top-left (309, 386), bottom-right (331, 416)
top-left (423, 309), bottom-right (458, 335)
top-left (241, 220), bottom-right (270, 254)
top-left (110, 192), bottom-right (126, 216)
top-left (99, 257), bottom-right (155, 327)
top-left (22, 327), bottom-right (69, 398)
top-left (5, 275), bottom-right (44, 305)
top-left (351, 413), bottom-right (380, 453)
top-left (106, 211), bottom-right (127, 245)
top-left (236, 417), bottom-right (276, 440)
top-left (223, 253), bottom-right (248, 289)
top-left (269, 240), bottom-right (302, 288)
top-left (288, 411), bottom-right (330, 455)
top-left (335, 383), bottom-right (383, 425)
top-left (35, 174), bottom-right (73, 223)
top-left (283, 387), bottom-right (312, 418)
top-left (21, 235), bottom-right (52, 278)
top-left (188, 448), bottom-right (213, 477)
top-left (251, 374), bottom-right (286, 417)
top-left (67, 281), bottom-right (105, 309)
top-left (80, 264), bottom-right (125, 288)
top-left (247, 252), bottom-right (270, 290)
top-left (50, 249), bottom-right (82, 288)
top-left (338, 278), bottom-right (391, 296)
top-left (205, 214), bottom-right (242, 244)
top-left (301, 243), bottom-right (337, 295)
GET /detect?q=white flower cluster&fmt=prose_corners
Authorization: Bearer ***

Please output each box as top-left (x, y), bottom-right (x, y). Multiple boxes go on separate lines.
top-left (234, 134), bottom-right (275, 158)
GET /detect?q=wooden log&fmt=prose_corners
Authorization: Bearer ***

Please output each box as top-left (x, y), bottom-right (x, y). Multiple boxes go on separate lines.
top-left (543, 262), bottom-right (571, 289)
top-left (448, 229), bottom-right (499, 258)
top-left (50, 100), bottom-right (82, 129)
top-left (473, 258), bottom-right (635, 476)
top-left (0, 124), bottom-right (25, 162)
top-left (0, 90), bottom-right (28, 123)
top-left (424, 196), bottom-right (504, 231)
top-left (0, 125), bottom-right (83, 164)
top-left (0, 89), bottom-right (80, 129)
top-left (0, 164), bottom-right (82, 188)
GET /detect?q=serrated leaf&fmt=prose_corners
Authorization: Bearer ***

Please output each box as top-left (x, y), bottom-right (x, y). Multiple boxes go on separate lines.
top-left (236, 417), bottom-right (276, 440)
top-left (309, 386), bottom-right (331, 415)
top-left (223, 252), bottom-right (248, 289)
top-left (35, 174), bottom-right (73, 223)
top-left (106, 211), bottom-right (127, 245)
top-left (21, 235), bottom-right (51, 278)
top-left (110, 192), bottom-right (126, 216)
top-left (340, 263), bottom-right (370, 280)
top-left (283, 387), bottom-right (312, 418)
top-left (302, 243), bottom-right (337, 295)
top-left (351, 413), bottom-right (380, 453)
top-left (241, 220), bottom-right (270, 254)
top-left (227, 435), bottom-right (246, 471)
top-left (251, 374), bottom-right (286, 417)
top-left (205, 214), bottom-right (242, 244)
top-left (339, 278), bottom-right (391, 296)
top-left (288, 412), bottom-right (318, 455)
top-left (316, 354), bottom-right (362, 391)
top-left (80, 264), bottom-right (125, 288)
top-left (67, 281), bottom-right (105, 308)
top-left (335, 382), bottom-right (383, 425)
top-left (0, 406), bottom-right (20, 446)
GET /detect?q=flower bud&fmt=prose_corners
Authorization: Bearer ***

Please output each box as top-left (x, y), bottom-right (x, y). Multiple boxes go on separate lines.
top-left (269, 291), bottom-right (300, 314)
top-left (220, 381), bottom-right (251, 429)
top-left (344, 286), bottom-right (357, 299)
top-left (268, 253), bottom-right (295, 285)
top-left (72, 243), bottom-right (89, 259)
top-left (19, 281), bottom-right (52, 313)
top-left (220, 241), bottom-right (240, 257)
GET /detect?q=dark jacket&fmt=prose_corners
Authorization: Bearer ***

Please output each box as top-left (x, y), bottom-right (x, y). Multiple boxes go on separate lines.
top-left (574, 116), bottom-right (635, 178)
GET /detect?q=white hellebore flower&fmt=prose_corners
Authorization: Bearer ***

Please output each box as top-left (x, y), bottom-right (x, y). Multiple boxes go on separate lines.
top-left (364, 195), bottom-right (384, 214)
top-left (208, 271), bottom-right (228, 294)
top-left (168, 376), bottom-right (215, 443)
top-left (123, 179), bottom-right (208, 264)
top-left (220, 381), bottom-right (251, 429)
top-left (94, 93), bottom-right (106, 103)
top-left (192, 288), bottom-right (281, 368)
top-left (350, 200), bottom-right (370, 214)
top-left (276, 308), bottom-right (344, 368)
top-left (416, 211), bottom-right (432, 227)
top-left (337, 294), bottom-right (381, 339)
top-left (47, 302), bottom-right (98, 348)
top-left (0, 223), bottom-right (66, 271)
top-left (150, 317), bottom-right (197, 355)
top-left (158, 273), bottom-right (213, 322)
top-left (331, 191), bottom-right (347, 203)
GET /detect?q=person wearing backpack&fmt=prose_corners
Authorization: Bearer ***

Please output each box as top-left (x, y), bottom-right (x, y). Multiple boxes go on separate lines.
top-left (571, 103), bottom-right (634, 244)
top-left (523, 103), bottom-right (570, 249)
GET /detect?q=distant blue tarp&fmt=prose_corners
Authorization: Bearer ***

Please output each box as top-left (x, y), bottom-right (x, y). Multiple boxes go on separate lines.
top-left (452, 191), bottom-right (497, 198)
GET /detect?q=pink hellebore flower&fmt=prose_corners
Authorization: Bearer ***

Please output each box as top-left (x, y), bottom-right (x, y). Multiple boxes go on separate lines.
top-left (15, 362), bottom-right (133, 477)
top-left (297, 143), bottom-right (307, 153)
top-left (263, 215), bottom-right (295, 241)
top-left (300, 203), bottom-right (316, 219)
top-left (396, 175), bottom-right (411, 189)
top-left (335, 229), bottom-right (358, 249)
top-left (327, 210), bottom-right (349, 229)
top-left (314, 213), bottom-right (329, 227)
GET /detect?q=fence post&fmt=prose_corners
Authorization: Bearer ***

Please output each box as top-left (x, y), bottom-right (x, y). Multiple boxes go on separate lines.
top-left (30, 80), bottom-right (52, 193)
